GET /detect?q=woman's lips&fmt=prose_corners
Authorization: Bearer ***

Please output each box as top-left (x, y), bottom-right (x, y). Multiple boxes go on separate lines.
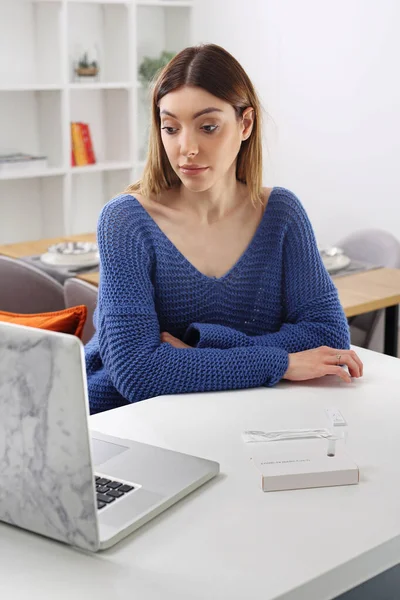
top-left (179, 166), bottom-right (209, 176)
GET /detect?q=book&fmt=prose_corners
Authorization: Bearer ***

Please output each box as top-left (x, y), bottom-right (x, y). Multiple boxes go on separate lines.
top-left (70, 122), bottom-right (96, 166)
top-left (0, 153), bottom-right (48, 173)
top-left (80, 123), bottom-right (96, 164)
top-left (71, 122), bottom-right (88, 166)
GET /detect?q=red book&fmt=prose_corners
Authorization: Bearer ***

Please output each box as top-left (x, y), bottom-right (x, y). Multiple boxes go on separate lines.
top-left (80, 123), bottom-right (96, 164)
top-left (71, 147), bottom-right (76, 166)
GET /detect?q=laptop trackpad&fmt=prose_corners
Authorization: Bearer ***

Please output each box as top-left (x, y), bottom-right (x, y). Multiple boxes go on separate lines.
top-left (91, 437), bottom-right (129, 466)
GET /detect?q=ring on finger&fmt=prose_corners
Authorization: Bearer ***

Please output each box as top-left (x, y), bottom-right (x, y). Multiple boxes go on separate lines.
top-left (336, 353), bottom-right (342, 365)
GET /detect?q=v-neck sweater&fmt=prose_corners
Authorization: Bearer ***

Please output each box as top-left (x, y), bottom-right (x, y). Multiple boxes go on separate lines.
top-left (85, 187), bottom-right (350, 414)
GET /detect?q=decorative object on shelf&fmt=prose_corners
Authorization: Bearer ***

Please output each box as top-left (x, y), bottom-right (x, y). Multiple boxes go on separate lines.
top-left (71, 122), bottom-right (96, 167)
top-left (0, 153), bottom-right (48, 174)
top-left (73, 50), bottom-right (99, 82)
top-left (138, 51), bottom-right (175, 85)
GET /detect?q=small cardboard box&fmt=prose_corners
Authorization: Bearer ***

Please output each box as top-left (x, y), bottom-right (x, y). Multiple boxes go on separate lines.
top-left (251, 440), bottom-right (359, 492)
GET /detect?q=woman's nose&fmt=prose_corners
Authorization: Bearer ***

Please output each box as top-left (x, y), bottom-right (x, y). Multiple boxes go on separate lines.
top-left (180, 131), bottom-right (199, 158)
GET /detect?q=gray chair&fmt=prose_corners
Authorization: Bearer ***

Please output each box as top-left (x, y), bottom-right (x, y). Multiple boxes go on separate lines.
top-left (63, 277), bottom-right (98, 344)
top-left (336, 229), bottom-right (400, 349)
top-left (0, 255), bottom-right (65, 313)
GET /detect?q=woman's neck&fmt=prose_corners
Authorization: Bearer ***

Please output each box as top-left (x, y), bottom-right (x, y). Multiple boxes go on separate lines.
top-left (178, 174), bottom-right (248, 226)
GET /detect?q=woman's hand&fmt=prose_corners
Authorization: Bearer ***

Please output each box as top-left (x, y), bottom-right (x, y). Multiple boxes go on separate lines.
top-left (161, 332), bottom-right (192, 349)
top-left (284, 346), bottom-right (363, 383)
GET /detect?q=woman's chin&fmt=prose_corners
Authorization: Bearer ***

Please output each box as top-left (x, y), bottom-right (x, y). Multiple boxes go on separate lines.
top-left (184, 182), bottom-right (211, 192)
top-left (179, 176), bottom-right (215, 193)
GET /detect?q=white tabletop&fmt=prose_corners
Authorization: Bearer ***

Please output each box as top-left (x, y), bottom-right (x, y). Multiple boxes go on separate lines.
top-left (2, 346), bottom-right (400, 600)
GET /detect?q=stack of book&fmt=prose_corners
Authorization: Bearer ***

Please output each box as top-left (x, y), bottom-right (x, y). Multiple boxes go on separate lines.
top-left (71, 122), bottom-right (96, 166)
top-left (0, 153), bottom-right (48, 174)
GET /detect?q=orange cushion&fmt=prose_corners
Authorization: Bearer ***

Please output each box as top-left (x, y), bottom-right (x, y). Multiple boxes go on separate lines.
top-left (0, 305), bottom-right (88, 339)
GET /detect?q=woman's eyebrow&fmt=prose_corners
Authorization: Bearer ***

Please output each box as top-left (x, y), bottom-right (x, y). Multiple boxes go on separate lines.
top-left (160, 107), bottom-right (223, 119)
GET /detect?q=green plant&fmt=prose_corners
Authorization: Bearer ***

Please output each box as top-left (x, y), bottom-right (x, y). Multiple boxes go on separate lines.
top-left (138, 51), bottom-right (175, 85)
top-left (78, 52), bottom-right (98, 70)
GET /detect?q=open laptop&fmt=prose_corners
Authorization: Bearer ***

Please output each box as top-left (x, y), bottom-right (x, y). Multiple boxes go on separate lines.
top-left (0, 321), bottom-right (219, 551)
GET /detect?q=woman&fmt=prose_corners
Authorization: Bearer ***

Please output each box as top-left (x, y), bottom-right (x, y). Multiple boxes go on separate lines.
top-left (85, 44), bottom-right (363, 414)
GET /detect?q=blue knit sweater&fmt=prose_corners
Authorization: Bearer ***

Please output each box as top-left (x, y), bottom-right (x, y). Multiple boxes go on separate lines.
top-left (85, 187), bottom-right (350, 414)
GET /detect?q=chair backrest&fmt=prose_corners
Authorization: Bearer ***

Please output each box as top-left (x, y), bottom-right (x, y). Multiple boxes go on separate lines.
top-left (0, 255), bottom-right (65, 314)
top-left (64, 277), bottom-right (98, 344)
top-left (336, 229), bottom-right (400, 268)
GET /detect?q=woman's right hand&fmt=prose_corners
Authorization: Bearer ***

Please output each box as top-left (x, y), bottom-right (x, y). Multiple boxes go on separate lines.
top-left (283, 346), bottom-right (363, 383)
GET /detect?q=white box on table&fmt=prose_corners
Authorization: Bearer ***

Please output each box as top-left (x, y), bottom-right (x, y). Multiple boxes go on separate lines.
top-left (251, 440), bottom-right (359, 492)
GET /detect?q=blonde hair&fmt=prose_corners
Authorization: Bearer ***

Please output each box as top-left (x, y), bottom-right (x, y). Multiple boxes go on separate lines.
top-left (126, 44), bottom-right (264, 205)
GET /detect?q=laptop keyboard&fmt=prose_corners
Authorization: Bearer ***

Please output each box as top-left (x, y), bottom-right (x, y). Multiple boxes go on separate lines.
top-left (95, 476), bottom-right (135, 510)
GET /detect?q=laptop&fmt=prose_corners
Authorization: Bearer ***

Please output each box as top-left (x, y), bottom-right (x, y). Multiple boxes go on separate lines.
top-left (0, 321), bottom-right (219, 551)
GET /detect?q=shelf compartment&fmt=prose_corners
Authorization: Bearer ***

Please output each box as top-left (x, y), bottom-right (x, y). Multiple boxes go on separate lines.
top-left (68, 2), bottom-right (130, 84)
top-left (0, 91), bottom-right (63, 169)
top-left (0, 2), bottom-right (62, 87)
top-left (70, 88), bottom-right (131, 163)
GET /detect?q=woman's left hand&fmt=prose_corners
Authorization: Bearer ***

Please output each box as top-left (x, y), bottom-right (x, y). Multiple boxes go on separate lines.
top-left (160, 332), bottom-right (192, 349)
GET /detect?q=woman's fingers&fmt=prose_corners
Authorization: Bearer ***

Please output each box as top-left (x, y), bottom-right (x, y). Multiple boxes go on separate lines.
top-left (351, 350), bottom-right (364, 377)
top-left (325, 365), bottom-right (352, 383)
top-left (160, 331), bottom-right (191, 349)
top-left (340, 355), bottom-right (361, 378)
top-left (285, 346), bottom-right (364, 384)
top-left (345, 353), bottom-right (362, 378)
top-left (327, 349), bottom-right (362, 378)
top-left (340, 349), bottom-right (364, 376)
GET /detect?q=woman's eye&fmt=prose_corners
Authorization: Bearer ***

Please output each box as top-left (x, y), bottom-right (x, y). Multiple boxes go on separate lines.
top-left (202, 125), bottom-right (218, 134)
top-left (161, 127), bottom-right (178, 135)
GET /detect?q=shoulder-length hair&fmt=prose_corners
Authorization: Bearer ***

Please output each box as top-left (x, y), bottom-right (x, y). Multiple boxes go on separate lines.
top-left (126, 44), bottom-right (264, 205)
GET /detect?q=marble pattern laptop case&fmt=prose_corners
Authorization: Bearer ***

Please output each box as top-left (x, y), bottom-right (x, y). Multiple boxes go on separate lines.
top-left (0, 322), bottom-right (99, 551)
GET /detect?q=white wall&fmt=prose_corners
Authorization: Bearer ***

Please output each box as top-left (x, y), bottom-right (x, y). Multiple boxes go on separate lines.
top-left (193, 0), bottom-right (400, 247)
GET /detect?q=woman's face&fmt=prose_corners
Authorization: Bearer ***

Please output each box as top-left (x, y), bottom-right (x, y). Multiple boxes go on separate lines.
top-left (159, 86), bottom-right (254, 193)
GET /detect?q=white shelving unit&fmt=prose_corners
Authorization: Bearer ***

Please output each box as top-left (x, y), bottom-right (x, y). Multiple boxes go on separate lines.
top-left (0, 0), bottom-right (193, 243)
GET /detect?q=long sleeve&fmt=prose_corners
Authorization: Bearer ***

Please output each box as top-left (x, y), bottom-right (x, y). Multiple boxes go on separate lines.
top-left (183, 194), bottom-right (350, 353)
top-left (91, 199), bottom-right (289, 408)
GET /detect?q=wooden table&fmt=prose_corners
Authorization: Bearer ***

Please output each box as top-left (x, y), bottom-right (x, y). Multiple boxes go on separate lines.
top-left (1, 236), bottom-right (400, 356)
top-left (335, 268), bottom-right (400, 357)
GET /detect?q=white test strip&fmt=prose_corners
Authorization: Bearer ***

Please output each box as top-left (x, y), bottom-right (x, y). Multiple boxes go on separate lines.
top-left (325, 407), bottom-right (347, 426)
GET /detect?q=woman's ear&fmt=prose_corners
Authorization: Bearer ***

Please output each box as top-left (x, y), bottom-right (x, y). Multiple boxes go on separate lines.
top-left (241, 107), bottom-right (255, 141)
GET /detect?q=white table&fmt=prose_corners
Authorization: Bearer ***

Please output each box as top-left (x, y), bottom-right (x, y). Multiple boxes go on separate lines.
top-left (2, 347), bottom-right (400, 600)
